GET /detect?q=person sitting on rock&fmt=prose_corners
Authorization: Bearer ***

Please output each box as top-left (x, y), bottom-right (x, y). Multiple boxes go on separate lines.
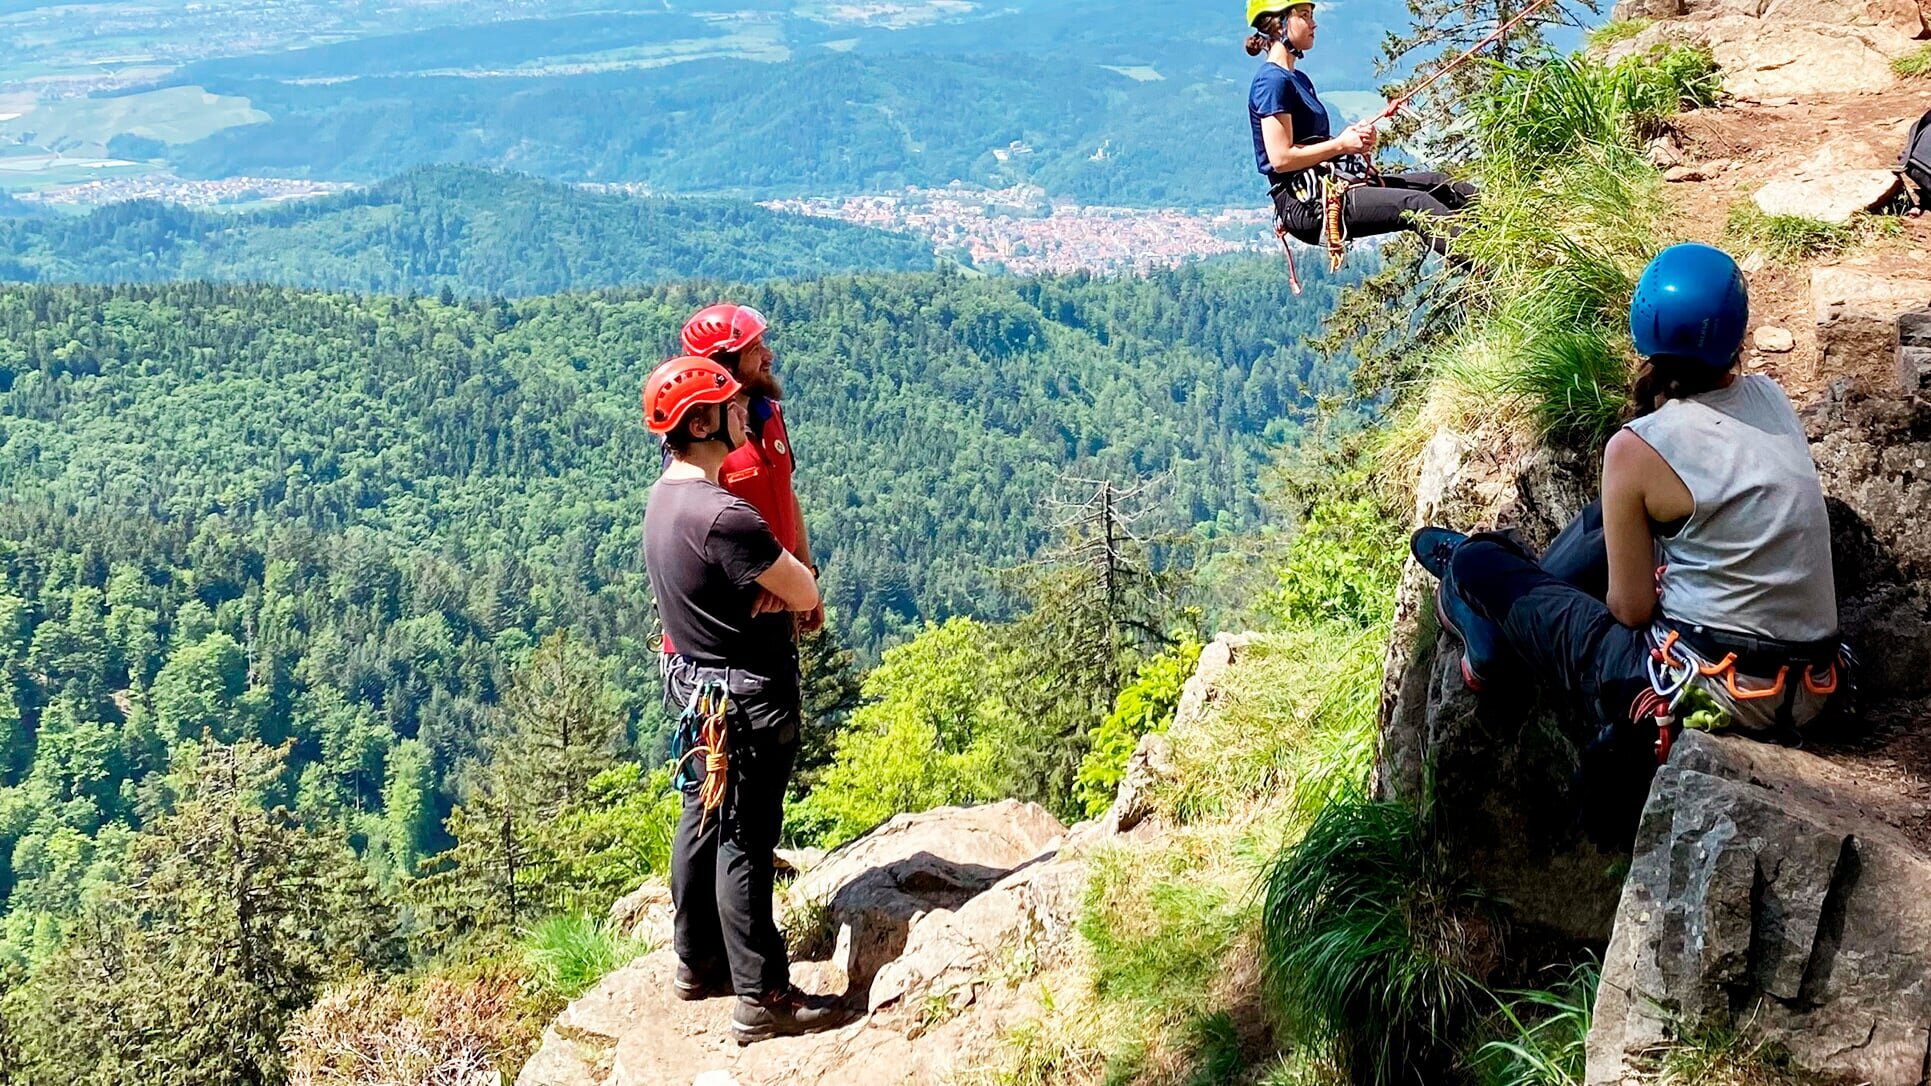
top-left (1246, 0), bottom-right (1477, 261)
top-left (1409, 243), bottom-right (1847, 842)
top-left (641, 355), bottom-right (845, 1043)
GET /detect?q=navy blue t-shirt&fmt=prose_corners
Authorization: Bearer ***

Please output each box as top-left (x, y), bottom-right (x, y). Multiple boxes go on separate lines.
top-left (1249, 62), bottom-right (1332, 180)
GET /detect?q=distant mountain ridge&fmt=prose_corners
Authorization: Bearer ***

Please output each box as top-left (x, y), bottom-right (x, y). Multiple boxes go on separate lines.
top-left (0, 166), bottom-right (936, 294)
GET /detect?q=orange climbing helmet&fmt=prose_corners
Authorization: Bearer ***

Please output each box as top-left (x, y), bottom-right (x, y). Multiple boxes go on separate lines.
top-left (680, 303), bottom-right (769, 360)
top-left (643, 356), bottom-right (741, 436)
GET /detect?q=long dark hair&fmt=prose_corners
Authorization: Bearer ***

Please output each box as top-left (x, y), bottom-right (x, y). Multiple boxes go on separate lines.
top-left (1245, 14), bottom-right (1284, 56)
top-left (1629, 355), bottom-right (1732, 419)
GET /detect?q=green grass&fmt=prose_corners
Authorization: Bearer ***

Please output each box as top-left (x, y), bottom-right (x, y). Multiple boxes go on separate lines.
top-left (1474, 963), bottom-right (1598, 1086)
top-left (1648, 1025), bottom-right (1814, 1085)
top-left (1477, 45), bottom-right (1721, 171)
top-left (1259, 799), bottom-right (1499, 1086)
top-left (1725, 202), bottom-right (1909, 261)
top-left (518, 915), bottom-right (649, 1001)
top-left (1894, 43), bottom-right (1931, 78)
top-left (1586, 19), bottom-right (1652, 50)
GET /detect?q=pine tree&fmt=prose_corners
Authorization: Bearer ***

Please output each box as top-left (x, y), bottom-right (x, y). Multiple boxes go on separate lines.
top-left (412, 631), bottom-right (622, 940)
top-left (3, 739), bottom-right (397, 1086)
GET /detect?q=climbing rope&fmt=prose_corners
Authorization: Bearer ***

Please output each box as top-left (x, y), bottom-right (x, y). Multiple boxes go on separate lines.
top-left (1374, 0), bottom-right (1563, 126)
top-left (672, 679), bottom-right (732, 829)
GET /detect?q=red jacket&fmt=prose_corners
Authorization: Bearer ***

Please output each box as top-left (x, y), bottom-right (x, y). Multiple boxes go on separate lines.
top-left (721, 399), bottom-right (805, 558)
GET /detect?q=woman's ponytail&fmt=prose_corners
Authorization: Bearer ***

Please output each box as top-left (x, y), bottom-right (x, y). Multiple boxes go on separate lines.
top-left (1629, 355), bottom-right (1731, 419)
top-left (1245, 14), bottom-right (1283, 56)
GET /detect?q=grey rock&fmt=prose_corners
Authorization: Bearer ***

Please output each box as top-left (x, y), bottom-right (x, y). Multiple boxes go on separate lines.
top-left (1586, 733), bottom-right (1931, 1086)
top-left (1754, 325), bottom-right (1797, 353)
top-left (1812, 269), bottom-right (1931, 387)
top-left (790, 800), bottom-right (1064, 995)
top-left (1753, 171), bottom-right (1903, 223)
top-left (1103, 730), bottom-right (1175, 834)
top-left (608, 881), bottom-right (673, 944)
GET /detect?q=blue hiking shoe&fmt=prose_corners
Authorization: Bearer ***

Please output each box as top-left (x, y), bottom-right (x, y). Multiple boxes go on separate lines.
top-left (1410, 527), bottom-right (1508, 692)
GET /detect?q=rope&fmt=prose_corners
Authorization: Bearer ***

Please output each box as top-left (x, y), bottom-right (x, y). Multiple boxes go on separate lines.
top-left (1376, 0), bottom-right (1563, 124)
top-left (1274, 220), bottom-right (1304, 295)
top-left (672, 681), bottom-right (732, 830)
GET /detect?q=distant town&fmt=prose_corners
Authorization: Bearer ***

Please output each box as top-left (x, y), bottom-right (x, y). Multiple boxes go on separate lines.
top-left (762, 185), bottom-right (1276, 276)
top-left (11, 173), bottom-right (1275, 277)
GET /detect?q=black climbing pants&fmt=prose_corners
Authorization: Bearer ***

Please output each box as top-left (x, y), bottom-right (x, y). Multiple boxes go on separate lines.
top-left (1450, 502), bottom-right (1651, 735)
top-left (1447, 503), bottom-right (1661, 843)
top-left (1272, 170), bottom-right (1478, 252)
top-left (665, 655), bottom-right (802, 999)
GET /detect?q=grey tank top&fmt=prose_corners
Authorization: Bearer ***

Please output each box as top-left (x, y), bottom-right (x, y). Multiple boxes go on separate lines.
top-left (1623, 375), bottom-right (1837, 643)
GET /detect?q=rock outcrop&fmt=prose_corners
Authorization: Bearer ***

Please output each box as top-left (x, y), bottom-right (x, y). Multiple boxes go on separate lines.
top-left (1587, 732), bottom-right (1931, 1086)
top-left (1608, 0), bottom-right (1927, 97)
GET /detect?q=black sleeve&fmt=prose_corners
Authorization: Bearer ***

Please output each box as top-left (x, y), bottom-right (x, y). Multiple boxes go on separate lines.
top-left (707, 500), bottom-right (784, 588)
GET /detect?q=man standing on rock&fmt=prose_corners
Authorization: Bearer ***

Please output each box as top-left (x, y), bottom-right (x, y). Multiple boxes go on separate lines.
top-left (641, 355), bottom-right (845, 1043)
top-left (680, 302), bottom-right (825, 635)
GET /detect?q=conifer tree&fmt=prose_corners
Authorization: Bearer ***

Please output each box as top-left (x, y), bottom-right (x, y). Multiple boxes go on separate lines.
top-left (3, 738), bottom-right (397, 1086)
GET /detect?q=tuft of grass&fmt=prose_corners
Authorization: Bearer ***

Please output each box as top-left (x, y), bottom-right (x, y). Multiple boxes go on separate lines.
top-left (1725, 202), bottom-right (1906, 261)
top-left (1895, 43), bottom-right (1931, 78)
top-left (1477, 46), bottom-right (1721, 172)
top-left (782, 893), bottom-right (837, 961)
top-left (1586, 18), bottom-right (1652, 50)
top-left (1495, 327), bottom-right (1633, 446)
top-left (1163, 625), bottom-right (1383, 828)
top-left (1259, 798), bottom-right (1500, 1086)
top-left (1647, 1024), bottom-right (1813, 1085)
top-left (1474, 962), bottom-right (1598, 1086)
top-left (1079, 833), bottom-right (1254, 1019)
top-left (519, 915), bottom-right (648, 1002)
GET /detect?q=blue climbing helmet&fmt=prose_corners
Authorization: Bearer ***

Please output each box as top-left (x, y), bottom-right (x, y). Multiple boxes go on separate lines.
top-left (1629, 243), bottom-right (1750, 371)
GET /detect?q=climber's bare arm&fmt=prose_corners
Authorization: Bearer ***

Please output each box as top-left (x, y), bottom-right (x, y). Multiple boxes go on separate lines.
top-left (1261, 114), bottom-right (1370, 175)
top-left (1602, 431), bottom-right (1665, 629)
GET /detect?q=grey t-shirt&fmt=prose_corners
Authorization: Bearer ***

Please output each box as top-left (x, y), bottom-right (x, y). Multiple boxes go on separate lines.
top-left (644, 476), bottom-right (793, 671)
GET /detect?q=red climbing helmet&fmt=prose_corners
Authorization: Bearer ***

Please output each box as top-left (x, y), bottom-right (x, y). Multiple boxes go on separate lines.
top-left (681, 303), bottom-right (769, 359)
top-left (643, 356), bottom-right (741, 436)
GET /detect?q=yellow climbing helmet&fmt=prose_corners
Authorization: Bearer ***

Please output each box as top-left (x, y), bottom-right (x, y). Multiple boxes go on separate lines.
top-left (1248, 0), bottom-right (1313, 26)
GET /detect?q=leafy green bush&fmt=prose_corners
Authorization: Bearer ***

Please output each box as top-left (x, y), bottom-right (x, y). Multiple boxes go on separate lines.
top-left (519, 916), bottom-right (648, 1001)
top-left (1267, 492), bottom-right (1404, 631)
top-left (541, 765), bottom-right (683, 917)
top-left (1895, 43), bottom-right (1931, 78)
top-left (1075, 639), bottom-right (1204, 818)
top-left (1475, 963), bottom-right (1597, 1086)
top-left (1259, 799), bottom-right (1498, 1086)
top-left (789, 619), bottom-right (1009, 847)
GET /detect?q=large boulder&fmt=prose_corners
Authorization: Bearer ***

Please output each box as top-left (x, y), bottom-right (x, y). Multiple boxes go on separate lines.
top-left (1607, 17), bottom-right (1916, 96)
top-left (788, 800), bottom-right (1065, 996)
top-left (1753, 171), bottom-right (1903, 224)
top-left (1587, 732), bottom-right (1931, 1086)
top-left (1377, 431), bottom-right (1627, 943)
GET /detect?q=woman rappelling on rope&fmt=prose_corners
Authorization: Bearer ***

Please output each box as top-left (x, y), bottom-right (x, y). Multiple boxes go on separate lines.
top-left (1246, 0), bottom-right (1477, 284)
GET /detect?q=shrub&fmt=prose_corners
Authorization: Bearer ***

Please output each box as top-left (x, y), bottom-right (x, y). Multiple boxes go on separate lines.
top-left (285, 971), bottom-right (550, 1086)
top-left (1075, 639), bottom-right (1203, 818)
top-left (1474, 962), bottom-right (1598, 1086)
top-left (1267, 492), bottom-right (1404, 630)
top-left (1586, 19), bottom-right (1651, 49)
top-left (519, 915), bottom-right (648, 1001)
top-left (1259, 799), bottom-right (1499, 1086)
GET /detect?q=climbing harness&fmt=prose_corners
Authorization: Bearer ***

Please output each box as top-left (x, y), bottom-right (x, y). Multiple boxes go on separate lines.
top-left (1643, 623), bottom-right (1852, 758)
top-left (670, 674), bottom-right (733, 828)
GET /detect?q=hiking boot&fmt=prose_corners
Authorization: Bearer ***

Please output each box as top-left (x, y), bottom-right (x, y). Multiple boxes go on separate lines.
top-left (731, 986), bottom-right (849, 1045)
top-left (1410, 527), bottom-right (1508, 692)
top-left (674, 961), bottom-right (732, 1002)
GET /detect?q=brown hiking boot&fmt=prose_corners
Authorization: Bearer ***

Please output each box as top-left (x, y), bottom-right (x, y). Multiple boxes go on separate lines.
top-left (674, 961), bottom-right (732, 1002)
top-left (730, 986), bottom-right (849, 1044)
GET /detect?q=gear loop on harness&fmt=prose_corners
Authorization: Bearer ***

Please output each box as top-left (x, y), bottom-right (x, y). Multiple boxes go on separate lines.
top-left (670, 674), bottom-right (733, 829)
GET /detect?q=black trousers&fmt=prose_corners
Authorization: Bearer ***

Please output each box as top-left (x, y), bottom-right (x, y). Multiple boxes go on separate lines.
top-left (1448, 503), bottom-right (1660, 843)
top-left (1449, 502), bottom-right (1650, 736)
top-left (1273, 170), bottom-right (1478, 251)
top-left (666, 658), bottom-right (802, 998)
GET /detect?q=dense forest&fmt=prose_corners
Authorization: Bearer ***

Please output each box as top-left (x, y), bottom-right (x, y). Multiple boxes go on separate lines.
top-left (0, 167), bottom-right (935, 294)
top-left (0, 258), bottom-right (1356, 990)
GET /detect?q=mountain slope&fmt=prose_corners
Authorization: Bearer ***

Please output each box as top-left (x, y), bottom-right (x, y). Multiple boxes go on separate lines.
top-left (0, 167), bottom-right (936, 294)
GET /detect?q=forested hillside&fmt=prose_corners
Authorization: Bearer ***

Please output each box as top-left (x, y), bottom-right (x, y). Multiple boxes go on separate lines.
top-left (0, 167), bottom-right (935, 294)
top-left (0, 259), bottom-right (1352, 973)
